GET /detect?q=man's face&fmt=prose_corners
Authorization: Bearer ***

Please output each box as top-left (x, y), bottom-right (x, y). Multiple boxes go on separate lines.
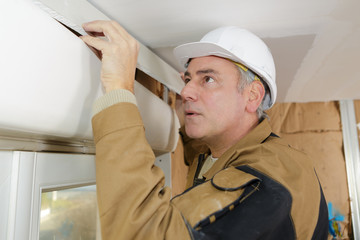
top-left (181, 56), bottom-right (248, 142)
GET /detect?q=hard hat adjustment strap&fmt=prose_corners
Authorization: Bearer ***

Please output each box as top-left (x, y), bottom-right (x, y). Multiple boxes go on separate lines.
top-left (228, 59), bottom-right (261, 82)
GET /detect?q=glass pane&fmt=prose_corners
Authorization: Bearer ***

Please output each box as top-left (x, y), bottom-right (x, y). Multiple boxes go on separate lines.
top-left (40, 185), bottom-right (98, 240)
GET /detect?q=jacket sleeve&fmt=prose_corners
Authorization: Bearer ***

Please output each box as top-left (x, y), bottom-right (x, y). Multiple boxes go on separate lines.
top-left (92, 102), bottom-right (191, 240)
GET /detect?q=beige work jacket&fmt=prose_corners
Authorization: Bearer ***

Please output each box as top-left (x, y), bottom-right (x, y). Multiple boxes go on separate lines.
top-left (92, 102), bottom-right (327, 240)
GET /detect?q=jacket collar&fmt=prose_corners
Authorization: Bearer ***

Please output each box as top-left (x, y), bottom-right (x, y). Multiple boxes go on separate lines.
top-left (203, 119), bottom-right (273, 179)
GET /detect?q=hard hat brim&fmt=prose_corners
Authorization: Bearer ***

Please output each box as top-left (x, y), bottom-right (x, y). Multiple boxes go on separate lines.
top-left (174, 41), bottom-right (245, 71)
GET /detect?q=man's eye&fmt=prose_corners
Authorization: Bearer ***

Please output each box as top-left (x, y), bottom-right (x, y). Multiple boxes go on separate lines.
top-left (184, 78), bottom-right (191, 84)
top-left (205, 76), bottom-right (215, 83)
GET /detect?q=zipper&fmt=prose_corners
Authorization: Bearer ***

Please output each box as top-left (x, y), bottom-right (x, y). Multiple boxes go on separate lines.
top-left (193, 154), bottom-right (206, 187)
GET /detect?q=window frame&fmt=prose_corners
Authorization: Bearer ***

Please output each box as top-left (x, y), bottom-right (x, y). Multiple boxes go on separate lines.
top-left (5, 151), bottom-right (96, 240)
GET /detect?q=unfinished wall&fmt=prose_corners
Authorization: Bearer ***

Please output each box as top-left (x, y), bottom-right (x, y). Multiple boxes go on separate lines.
top-left (267, 101), bottom-right (350, 239)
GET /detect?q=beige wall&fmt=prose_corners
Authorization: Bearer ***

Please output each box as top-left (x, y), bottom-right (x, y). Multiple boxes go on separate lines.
top-left (267, 102), bottom-right (350, 239)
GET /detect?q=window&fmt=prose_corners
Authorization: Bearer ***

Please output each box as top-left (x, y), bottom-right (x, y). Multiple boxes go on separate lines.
top-left (40, 185), bottom-right (97, 240)
top-left (2, 151), bottom-right (99, 239)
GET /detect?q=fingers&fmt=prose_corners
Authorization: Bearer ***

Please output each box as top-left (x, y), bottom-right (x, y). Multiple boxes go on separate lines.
top-left (80, 20), bottom-right (139, 93)
top-left (82, 20), bottom-right (130, 42)
top-left (80, 35), bottom-right (106, 52)
top-left (81, 20), bottom-right (138, 53)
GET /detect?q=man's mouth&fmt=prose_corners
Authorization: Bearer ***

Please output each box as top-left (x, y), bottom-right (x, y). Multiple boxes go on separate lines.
top-left (185, 110), bottom-right (199, 116)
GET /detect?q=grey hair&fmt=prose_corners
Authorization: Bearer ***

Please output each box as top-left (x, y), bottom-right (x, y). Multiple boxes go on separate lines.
top-left (236, 67), bottom-right (269, 121)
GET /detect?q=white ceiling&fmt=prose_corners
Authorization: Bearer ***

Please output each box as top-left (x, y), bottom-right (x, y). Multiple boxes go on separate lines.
top-left (89, 0), bottom-right (360, 103)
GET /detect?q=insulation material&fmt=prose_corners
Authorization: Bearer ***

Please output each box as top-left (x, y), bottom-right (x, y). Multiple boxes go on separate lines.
top-left (267, 102), bottom-right (350, 239)
top-left (268, 101), bottom-right (341, 133)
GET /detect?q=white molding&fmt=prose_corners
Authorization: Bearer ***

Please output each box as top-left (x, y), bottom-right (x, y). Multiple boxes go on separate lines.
top-left (0, 136), bottom-right (95, 154)
top-left (339, 99), bottom-right (360, 239)
top-left (1, 0), bottom-right (181, 153)
top-left (0, 152), bottom-right (13, 240)
top-left (7, 152), bottom-right (37, 240)
top-left (33, 0), bottom-right (184, 94)
top-left (6, 152), bottom-right (21, 240)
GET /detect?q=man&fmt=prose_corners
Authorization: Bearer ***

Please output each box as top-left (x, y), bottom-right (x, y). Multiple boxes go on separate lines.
top-left (81, 21), bottom-right (328, 239)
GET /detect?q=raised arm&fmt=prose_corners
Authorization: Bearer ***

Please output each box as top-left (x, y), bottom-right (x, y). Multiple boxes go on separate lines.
top-left (81, 21), bottom-right (191, 240)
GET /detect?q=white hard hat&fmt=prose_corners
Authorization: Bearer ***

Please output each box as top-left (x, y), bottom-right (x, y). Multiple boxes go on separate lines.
top-left (173, 26), bottom-right (277, 110)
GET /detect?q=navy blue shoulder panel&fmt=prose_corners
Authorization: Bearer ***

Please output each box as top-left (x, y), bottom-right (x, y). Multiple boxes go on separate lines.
top-left (191, 165), bottom-right (296, 240)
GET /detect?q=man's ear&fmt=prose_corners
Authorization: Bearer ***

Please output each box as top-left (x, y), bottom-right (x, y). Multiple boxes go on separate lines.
top-left (246, 81), bottom-right (265, 113)
top-left (180, 72), bottom-right (185, 82)
top-left (175, 93), bottom-right (185, 127)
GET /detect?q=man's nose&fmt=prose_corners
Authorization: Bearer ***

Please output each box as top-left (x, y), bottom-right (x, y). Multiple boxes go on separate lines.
top-left (181, 81), bottom-right (198, 102)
